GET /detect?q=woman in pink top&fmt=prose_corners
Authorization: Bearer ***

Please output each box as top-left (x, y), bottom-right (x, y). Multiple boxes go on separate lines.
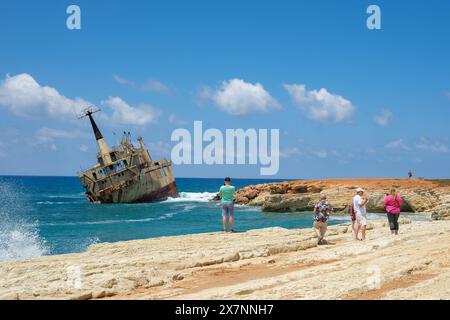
top-left (384, 188), bottom-right (403, 235)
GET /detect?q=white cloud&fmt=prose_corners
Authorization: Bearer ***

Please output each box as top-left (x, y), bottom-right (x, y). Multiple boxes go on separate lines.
top-left (311, 149), bottom-right (329, 158)
top-left (385, 139), bottom-right (410, 150)
top-left (101, 96), bottom-right (161, 126)
top-left (384, 137), bottom-right (449, 154)
top-left (0, 74), bottom-right (163, 127)
top-left (80, 144), bottom-right (89, 152)
top-left (415, 137), bottom-right (449, 153)
top-left (0, 73), bottom-right (88, 119)
top-left (142, 80), bottom-right (170, 94)
top-left (201, 79), bottom-right (281, 115)
top-left (34, 127), bottom-right (82, 151)
top-left (113, 74), bottom-right (133, 86)
top-left (279, 147), bottom-right (303, 158)
top-left (35, 127), bottom-right (78, 144)
top-left (169, 114), bottom-right (187, 125)
top-left (374, 109), bottom-right (393, 126)
top-left (113, 75), bottom-right (170, 94)
top-left (284, 84), bottom-right (354, 122)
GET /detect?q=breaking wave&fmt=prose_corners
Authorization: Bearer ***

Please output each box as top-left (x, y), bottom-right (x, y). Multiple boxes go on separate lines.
top-left (164, 192), bottom-right (217, 203)
top-left (0, 178), bottom-right (49, 261)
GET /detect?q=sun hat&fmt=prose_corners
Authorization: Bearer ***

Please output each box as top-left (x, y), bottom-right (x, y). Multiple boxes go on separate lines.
top-left (356, 187), bottom-right (365, 193)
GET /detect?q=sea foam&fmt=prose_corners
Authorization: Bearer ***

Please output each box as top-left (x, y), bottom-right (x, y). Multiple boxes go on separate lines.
top-left (164, 191), bottom-right (217, 203)
top-left (0, 178), bottom-right (49, 261)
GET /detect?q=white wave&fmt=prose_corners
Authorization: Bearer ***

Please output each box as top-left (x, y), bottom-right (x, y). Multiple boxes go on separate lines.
top-left (329, 215), bottom-right (352, 222)
top-left (0, 179), bottom-right (49, 261)
top-left (46, 192), bottom-right (85, 199)
top-left (36, 200), bottom-right (84, 205)
top-left (0, 228), bottom-right (49, 261)
top-left (400, 213), bottom-right (431, 221)
top-left (36, 201), bottom-right (66, 205)
top-left (42, 211), bottom-right (182, 227)
top-left (76, 236), bottom-right (100, 252)
top-left (164, 192), bottom-right (217, 203)
top-left (236, 205), bottom-right (260, 212)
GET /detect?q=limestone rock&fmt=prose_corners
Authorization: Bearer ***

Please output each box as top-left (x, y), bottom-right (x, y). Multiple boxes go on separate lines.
top-left (0, 220), bottom-right (449, 300)
top-left (431, 204), bottom-right (450, 220)
top-left (69, 292), bottom-right (92, 300)
top-left (0, 293), bottom-right (19, 300)
top-left (234, 178), bottom-right (450, 216)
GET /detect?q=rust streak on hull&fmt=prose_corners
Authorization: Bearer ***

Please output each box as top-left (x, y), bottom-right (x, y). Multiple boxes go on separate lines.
top-left (133, 182), bottom-right (178, 203)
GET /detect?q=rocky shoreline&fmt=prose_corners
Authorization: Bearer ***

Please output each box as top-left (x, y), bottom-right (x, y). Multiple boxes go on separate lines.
top-left (0, 219), bottom-right (449, 300)
top-left (234, 178), bottom-right (450, 220)
top-left (1, 178), bottom-right (449, 300)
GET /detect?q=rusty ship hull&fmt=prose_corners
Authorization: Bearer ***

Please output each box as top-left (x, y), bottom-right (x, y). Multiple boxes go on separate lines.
top-left (80, 159), bottom-right (178, 204)
top-left (78, 108), bottom-right (178, 204)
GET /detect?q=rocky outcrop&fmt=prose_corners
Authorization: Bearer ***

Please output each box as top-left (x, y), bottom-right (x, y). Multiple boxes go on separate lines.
top-left (431, 204), bottom-right (450, 220)
top-left (0, 220), bottom-right (449, 300)
top-left (235, 178), bottom-right (450, 218)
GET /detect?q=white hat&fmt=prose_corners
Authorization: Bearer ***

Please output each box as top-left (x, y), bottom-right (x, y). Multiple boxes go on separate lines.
top-left (356, 187), bottom-right (365, 193)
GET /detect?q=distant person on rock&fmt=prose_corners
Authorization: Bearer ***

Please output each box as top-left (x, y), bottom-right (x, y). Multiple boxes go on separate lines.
top-left (218, 177), bottom-right (236, 233)
top-left (353, 188), bottom-right (369, 241)
top-left (384, 188), bottom-right (403, 236)
top-left (408, 170), bottom-right (413, 178)
top-left (313, 195), bottom-right (333, 245)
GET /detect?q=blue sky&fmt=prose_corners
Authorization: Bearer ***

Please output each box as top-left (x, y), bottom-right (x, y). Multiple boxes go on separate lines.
top-left (0, 0), bottom-right (449, 179)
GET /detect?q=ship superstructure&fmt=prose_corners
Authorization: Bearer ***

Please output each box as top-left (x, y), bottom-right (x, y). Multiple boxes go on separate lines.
top-left (79, 108), bottom-right (177, 203)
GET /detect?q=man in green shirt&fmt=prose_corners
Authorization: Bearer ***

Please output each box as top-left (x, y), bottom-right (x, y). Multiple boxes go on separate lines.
top-left (218, 177), bottom-right (236, 233)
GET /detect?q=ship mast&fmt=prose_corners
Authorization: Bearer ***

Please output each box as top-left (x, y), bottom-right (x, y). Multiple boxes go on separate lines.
top-left (79, 107), bottom-right (113, 166)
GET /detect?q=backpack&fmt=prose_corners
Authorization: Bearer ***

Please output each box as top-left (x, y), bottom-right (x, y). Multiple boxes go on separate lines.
top-left (349, 203), bottom-right (356, 220)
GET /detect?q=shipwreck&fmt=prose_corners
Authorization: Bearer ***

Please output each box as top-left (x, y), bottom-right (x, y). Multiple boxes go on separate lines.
top-left (78, 108), bottom-right (177, 203)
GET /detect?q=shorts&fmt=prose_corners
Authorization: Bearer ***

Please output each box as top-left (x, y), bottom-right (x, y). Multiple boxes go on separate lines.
top-left (313, 221), bottom-right (328, 235)
top-left (314, 221), bottom-right (328, 238)
top-left (356, 212), bottom-right (367, 226)
top-left (222, 202), bottom-right (234, 218)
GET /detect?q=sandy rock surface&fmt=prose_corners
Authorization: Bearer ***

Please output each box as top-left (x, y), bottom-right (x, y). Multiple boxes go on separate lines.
top-left (0, 220), bottom-right (449, 300)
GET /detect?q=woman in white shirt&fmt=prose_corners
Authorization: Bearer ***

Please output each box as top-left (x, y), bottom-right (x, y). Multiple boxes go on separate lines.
top-left (353, 188), bottom-right (369, 241)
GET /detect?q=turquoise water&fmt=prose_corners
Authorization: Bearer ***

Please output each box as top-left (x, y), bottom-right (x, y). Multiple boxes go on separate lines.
top-left (1, 176), bottom-right (427, 261)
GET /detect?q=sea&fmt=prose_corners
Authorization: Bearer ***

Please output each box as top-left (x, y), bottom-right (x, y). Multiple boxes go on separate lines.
top-left (0, 176), bottom-right (431, 262)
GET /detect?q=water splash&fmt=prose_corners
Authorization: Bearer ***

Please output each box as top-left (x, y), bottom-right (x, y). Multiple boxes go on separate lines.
top-left (0, 178), bottom-right (49, 261)
top-left (164, 192), bottom-right (217, 203)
